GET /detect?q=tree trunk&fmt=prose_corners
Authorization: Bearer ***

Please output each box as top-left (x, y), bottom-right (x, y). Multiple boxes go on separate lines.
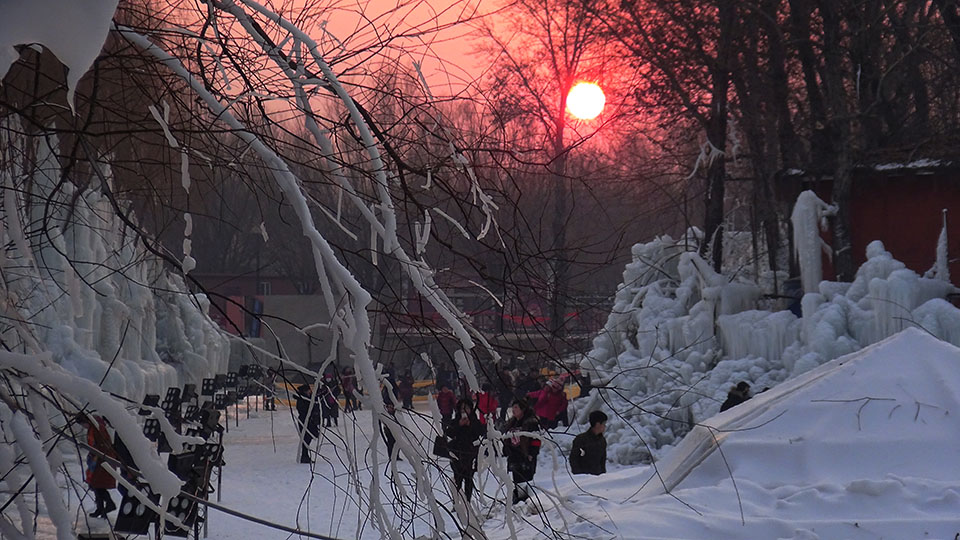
top-left (819, 0), bottom-right (857, 281)
top-left (789, 0), bottom-right (832, 174)
top-left (701, 0), bottom-right (735, 272)
top-left (933, 0), bottom-right (960, 62)
top-left (550, 89), bottom-right (569, 338)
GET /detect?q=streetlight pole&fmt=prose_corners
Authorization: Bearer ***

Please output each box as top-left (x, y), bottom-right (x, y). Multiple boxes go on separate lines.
top-left (549, 80), bottom-right (605, 341)
top-left (549, 84), bottom-right (570, 340)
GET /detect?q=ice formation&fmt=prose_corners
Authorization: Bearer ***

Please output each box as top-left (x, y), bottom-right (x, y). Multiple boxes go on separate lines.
top-left (579, 192), bottom-right (960, 465)
top-left (0, 120), bottom-right (229, 400)
top-left (790, 190), bottom-right (837, 294)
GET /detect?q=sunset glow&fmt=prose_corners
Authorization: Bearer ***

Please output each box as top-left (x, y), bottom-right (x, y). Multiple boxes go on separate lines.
top-left (566, 82), bottom-right (605, 120)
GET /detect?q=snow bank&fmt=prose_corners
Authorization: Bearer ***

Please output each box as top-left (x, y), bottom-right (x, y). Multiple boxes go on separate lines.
top-left (579, 199), bottom-right (960, 464)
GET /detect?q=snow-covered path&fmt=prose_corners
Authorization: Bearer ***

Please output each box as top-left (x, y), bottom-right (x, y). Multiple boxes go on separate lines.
top-left (204, 400), bottom-right (592, 540)
top-left (208, 402), bottom-right (427, 539)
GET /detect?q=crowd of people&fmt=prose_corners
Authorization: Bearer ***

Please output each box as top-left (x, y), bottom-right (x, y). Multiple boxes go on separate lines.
top-left (427, 362), bottom-right (610, 504)
top-left (292, 360), bottom-right (613, 506)
top-left (80, 362), bottom-right (750, 526)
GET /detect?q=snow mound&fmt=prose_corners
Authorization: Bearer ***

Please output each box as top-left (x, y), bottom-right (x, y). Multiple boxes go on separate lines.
top-left (643, 327), bottom-right (960, 496)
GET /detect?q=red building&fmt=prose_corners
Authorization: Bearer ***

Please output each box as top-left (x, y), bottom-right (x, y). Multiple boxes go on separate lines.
top-left (190, 273), bottom-right (301, 336)
top-left (783, 160), bottom-right (960, 285)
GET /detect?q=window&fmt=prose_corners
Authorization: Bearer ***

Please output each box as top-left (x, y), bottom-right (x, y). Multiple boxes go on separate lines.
top-left (257, 281), bottom-right (271, 296)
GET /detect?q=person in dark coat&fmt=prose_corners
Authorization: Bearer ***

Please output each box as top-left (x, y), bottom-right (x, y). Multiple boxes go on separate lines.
top-left (443, 398), bottom-right (485, 501)
top-left (295, 384), bottom-right (321, 464)
top-left (570, 410), bottom-right (607, 475)
top-left (720, 381), bottom-right (752, 412)
top-left (263, 368), bottom-right (278, 411)
top-left (319, 373), bottom-right (340, 427)
top-left (79, 414), bottom-right (117, 518)
top-left (502, 399), bottom-right (541, 504)
top-left (494, 368), bottom-right (515, 424)
top-left (436, 367), bottom-right (453, 392)
top-left (518, 367), bottom-right (541, 397)
top-left (381, 401), bottom-right (401, 461)
top-left (341, 367), bottom-right (359, 413)
top-left (398, 373), bottom-right (415, 410)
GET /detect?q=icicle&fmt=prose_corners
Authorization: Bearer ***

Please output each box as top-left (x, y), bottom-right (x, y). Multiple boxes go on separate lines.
top-left (258, 221), bottom-right (269, 242)
top-left (3, 168), bottom-right (34, 268)
top-left (148, 102), bottom-right (178, 149)
top-left (791, 190), bottom-right (837, 294)
top-left (149, 102), bottom-right (190, 192)
top-left (180, 150), bottom-right (190, 193)
top-left (201, 40), bottom-right (231, 91)
top-left (0, 405), bottom-right (39, 538)
top-left (415, 210), bottom-right (432, 256)
top-left (432, 208), bottom-right (472, 240)
top-left (924, 209), bottom-right (950, 283)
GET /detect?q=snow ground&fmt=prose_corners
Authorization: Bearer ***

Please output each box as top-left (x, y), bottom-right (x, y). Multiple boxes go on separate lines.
top-left (36, 328), bottom-right (960, 539)
top-left (206, 329), bottom-right (960, 540)
top-left (204, 401), bottom-right (586, 540)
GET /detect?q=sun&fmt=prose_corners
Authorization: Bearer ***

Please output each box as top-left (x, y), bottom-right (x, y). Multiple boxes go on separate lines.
top-left (566, 82), bottom-right (606, 120)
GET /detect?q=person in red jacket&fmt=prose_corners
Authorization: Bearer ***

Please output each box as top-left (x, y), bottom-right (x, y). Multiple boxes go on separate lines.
top-left (79, 414), bottom-right (118, 518)
top-left (474, 382), bottom-right (498, 425)
top-left (527, 378), bottom-right (568, 430)
top-left (436, 384), bottom-right (457, 426)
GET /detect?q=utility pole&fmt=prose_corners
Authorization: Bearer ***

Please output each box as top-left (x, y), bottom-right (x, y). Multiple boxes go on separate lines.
top-left (549, 82), bottom-right (571, 340)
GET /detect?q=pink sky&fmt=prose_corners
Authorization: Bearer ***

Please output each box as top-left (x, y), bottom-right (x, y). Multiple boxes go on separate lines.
top-left (317, 0), bottom-right (494, 94)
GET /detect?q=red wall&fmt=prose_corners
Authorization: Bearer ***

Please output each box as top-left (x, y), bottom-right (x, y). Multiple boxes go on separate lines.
top-left (811, 172), bottom-right (960, 284)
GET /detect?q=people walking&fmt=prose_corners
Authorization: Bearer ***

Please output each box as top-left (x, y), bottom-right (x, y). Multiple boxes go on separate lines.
top-left (341, 366), bottom-right (359, 412)
top-left (78, 413), bottom-right (117, 518)
top-left (518, 366), bottom-right (541, 397)
top-left (494, 368), bottom-right (515, 424)
top-left (502, 399), bottom-right (541, 504)
top-left (263, 367), bottom-right (278, 411)
top-left (475, 382), bottom-right (498, 426)
top-left (381, 401), bottom-right (401, 461)
top-left (398, 372), bottom-right (415, 410)
top-left (570, 410), bottom-right (608, 475)
top-left (443, 399), bottom-right (485, 501)
top-left (295, 384), bottom-right (321, 464)
top-left (320, 373), bottom-right (340, 428)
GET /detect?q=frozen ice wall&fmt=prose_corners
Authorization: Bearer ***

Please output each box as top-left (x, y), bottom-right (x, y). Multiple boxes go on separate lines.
top-left (579, 195), bottom-right (960, 464)
top-left (0, 122), bottom-right (228, 401)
